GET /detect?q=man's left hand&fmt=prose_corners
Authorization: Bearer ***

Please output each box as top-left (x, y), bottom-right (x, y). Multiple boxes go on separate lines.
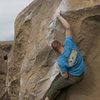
top-left (62, 72), bottom-right (69, 79)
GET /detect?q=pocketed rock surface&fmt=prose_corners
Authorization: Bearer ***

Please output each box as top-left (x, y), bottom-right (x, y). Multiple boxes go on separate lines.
top-left (0, 41), bottom-right (12, 99)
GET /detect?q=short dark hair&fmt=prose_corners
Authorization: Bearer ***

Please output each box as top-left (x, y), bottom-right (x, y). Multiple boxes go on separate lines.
top-left (51, 40), bottom-right (62, 52)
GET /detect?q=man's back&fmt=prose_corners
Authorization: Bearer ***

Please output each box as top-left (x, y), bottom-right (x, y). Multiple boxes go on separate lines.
top-left (57, 36), bottom-right (85, 76)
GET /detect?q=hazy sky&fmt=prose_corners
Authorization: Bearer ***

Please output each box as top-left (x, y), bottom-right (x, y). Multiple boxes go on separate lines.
top-left (0, 0), bottom-right (33, 41)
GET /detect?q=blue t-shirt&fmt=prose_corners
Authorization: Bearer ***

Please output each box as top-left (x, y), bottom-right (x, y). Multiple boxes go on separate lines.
top-left (57, 36), bottom-right (86, 76)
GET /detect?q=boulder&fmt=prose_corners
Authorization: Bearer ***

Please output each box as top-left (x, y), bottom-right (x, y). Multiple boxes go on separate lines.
top-left (7, 0), bottom-right (100, 100)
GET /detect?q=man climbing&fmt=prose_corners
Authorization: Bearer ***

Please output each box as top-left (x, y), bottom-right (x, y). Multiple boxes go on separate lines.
top-left (45, 14), bottom-right (86, 100)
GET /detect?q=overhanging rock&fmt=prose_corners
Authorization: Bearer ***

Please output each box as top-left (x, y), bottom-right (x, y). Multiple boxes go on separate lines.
top-left (7, 0), bottom-right (100, 100)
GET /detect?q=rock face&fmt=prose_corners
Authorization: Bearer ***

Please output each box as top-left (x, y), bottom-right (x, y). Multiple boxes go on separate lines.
top-left (0, 41), bottom-right (12, 99)
top-left (7, 0), bottom-right (100, 100)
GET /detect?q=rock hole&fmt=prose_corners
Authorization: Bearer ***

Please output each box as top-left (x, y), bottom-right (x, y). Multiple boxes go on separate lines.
top-left (4, 55), bottom-right (8, 60)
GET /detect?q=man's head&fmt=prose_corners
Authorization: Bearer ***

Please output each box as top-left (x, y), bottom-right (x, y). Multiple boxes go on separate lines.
top-left (51, 40), bottom-right (64, 54)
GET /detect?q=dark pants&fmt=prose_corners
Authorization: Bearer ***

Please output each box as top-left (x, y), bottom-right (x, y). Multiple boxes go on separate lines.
top-left (46, 74), bottom-right (84, 100)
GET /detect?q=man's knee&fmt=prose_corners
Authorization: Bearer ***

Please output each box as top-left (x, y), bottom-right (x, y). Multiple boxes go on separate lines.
top-left (51, 80), bottom-right (63, 91)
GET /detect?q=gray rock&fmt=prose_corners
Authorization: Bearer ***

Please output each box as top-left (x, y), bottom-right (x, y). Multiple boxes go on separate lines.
top-left (6, 0), bottom-right (100, 100)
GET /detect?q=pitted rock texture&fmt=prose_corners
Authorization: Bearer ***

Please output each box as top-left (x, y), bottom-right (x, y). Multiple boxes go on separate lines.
top-left (0, 41), bottom-right (12, 99)
top-left (7, 0), bottom-right (100, 100)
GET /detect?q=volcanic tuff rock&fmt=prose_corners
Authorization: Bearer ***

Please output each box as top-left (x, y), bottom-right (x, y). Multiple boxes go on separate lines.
top-left (7, 0), bottom-right (100, 100)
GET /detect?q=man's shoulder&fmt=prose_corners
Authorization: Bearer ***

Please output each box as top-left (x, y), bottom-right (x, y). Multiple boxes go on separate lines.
top-left (64, 36), bottom-right (72, 43)
top-left (64, 36), bottom-right (75, 47)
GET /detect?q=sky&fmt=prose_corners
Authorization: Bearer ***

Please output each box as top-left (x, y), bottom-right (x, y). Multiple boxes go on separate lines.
top-left (0, 0), bottom-right (33, 41)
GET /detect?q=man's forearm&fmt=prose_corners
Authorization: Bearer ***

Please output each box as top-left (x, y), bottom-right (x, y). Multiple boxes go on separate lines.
top-left (58, 15), bottom-right (72, 37)
top-left (58, 15), bottom-right (70, 29)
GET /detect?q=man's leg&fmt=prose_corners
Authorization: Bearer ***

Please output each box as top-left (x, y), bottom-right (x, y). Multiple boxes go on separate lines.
top-left (45, 74), bottom-right (84, 100)
top-left (55, 87), bottom-right (70, 100)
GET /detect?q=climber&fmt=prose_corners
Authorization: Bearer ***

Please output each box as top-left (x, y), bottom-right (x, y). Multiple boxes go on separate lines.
top-left (44, 14), bottom-right (86, 100)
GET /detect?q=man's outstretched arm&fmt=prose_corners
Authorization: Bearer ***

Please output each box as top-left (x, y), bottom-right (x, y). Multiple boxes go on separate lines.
top-left (58, 15), bottom-right (71, 37)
